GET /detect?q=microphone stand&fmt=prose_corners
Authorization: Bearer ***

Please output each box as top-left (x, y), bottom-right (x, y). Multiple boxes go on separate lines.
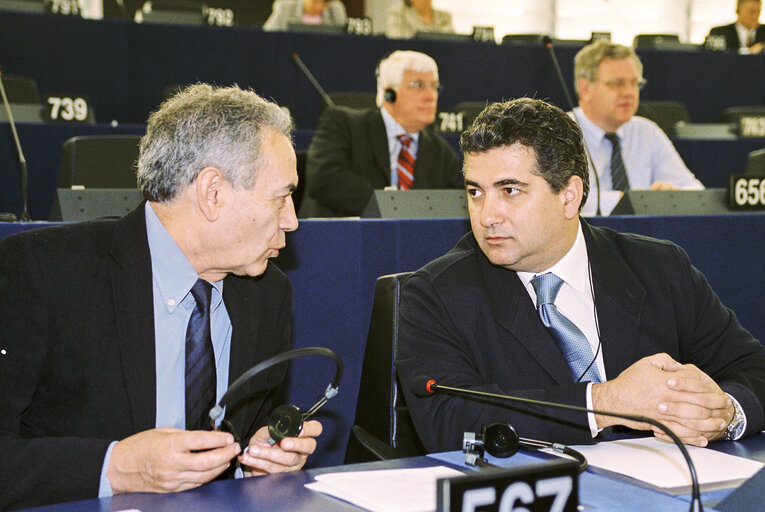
top-left (542, 37), bottom-right (602, 216)
top-left (0, 67), bottom-right (31, 222)
top-left (420, 379), bottom-right (703, 512)
top-left (290, 52), bottom-right (335, 108)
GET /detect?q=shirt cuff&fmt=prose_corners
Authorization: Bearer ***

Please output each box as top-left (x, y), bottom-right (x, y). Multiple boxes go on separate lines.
top-left (99, 441), bottom-right (119, 498)
top-left (586, 382), bottom-right (599, 437)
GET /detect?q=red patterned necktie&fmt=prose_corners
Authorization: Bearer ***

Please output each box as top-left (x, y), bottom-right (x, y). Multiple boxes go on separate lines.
top-left (396, 134), bottom-right (415, 190)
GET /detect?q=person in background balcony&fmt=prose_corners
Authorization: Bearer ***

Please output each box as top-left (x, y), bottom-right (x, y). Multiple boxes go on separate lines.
top-left (263, 0), bottom-right (347, 31)
top-left (386, 0), bottom-right (454, 39)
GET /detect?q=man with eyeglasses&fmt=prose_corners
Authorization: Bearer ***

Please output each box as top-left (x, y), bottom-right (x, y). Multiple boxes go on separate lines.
top-left (571, 40), bottom-right (703, 215)
top-left (300, 50), bottom-right (461, 217)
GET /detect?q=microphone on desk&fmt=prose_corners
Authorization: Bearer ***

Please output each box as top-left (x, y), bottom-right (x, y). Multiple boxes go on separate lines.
top-left (411, 375), bottom-right (704, 512)
top-left (290, 52), bottom-right (335, 109)
top-left (0, 65), bottom-right (31, 222)
top-left (541, 36), bottom-right (603, 216)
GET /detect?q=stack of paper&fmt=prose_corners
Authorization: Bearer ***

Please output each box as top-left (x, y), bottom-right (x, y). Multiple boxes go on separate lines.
top-left (305, 466), bottom-right (463, 512)
top-left (570, 437), bottom-right (764, 494)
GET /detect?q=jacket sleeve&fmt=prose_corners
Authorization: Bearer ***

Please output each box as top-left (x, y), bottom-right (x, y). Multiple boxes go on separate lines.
top-left (305, 107), bottom-right (377, 216)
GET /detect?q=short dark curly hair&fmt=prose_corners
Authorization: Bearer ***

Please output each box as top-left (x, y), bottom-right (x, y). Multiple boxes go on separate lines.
top-left (459, 98), bottom-right (589, 210)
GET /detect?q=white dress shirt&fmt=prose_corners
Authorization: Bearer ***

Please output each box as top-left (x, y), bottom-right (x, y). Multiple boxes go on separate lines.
top-left (571, 107), bottom-right (704, 215)
top-left (517, 223), bottom-right (603, 435)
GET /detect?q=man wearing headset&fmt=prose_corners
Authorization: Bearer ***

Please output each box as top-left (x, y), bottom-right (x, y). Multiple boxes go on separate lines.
top-left (0, 84), bottom-right (321, 510)
top-left (300, 50), bottom-right (461, 217)
top-left (396, 98), bottom-right (765, 454)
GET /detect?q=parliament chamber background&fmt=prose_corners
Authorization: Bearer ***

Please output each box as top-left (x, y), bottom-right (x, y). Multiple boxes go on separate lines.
top-left (1, 7), bottom-right (765, 473)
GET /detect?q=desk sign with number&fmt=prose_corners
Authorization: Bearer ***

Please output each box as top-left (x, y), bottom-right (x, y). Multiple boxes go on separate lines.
top-left (437, 458), bottom-right (578, 512)
top-left (738, 116), bottom-right (765, 138)
top-left (346, 17), bottom-right (373, 36)
top-left (728, 174), bottom-right (765, 210)
top-left (44, 94), bottom-right (91, 123)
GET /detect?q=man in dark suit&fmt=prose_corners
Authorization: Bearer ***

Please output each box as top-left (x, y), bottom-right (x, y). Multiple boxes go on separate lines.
top-left (707, 0), bottom-right (764, 54)
top-left (0, 84), bottom-right (320, 510)
top-left (300, 50), bottom-right (461, 217)
top-left (396, 98), bottom-right (765, 453)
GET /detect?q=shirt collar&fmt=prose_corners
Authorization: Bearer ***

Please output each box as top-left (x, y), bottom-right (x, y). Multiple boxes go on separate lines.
top-left (517, 222), bottom-right (589, 295)
top-left (573, 106), bottom-right (625, 144)
top-left (381, 107), bottom-right (420, 143)
top-left (144, 202), bottom-right (223, 313)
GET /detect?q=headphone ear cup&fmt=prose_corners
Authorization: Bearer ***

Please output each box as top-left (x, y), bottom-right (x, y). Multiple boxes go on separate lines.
top-left (268, 403), bottom-right (303, 443)
top-left (384, 88), bottom-right (396, 104)
top-left (483, 423), bottom-right (520, 458)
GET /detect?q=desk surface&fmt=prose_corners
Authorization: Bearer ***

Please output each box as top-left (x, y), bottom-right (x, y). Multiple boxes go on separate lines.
top-left (18, 434), bottom-right (765, 512)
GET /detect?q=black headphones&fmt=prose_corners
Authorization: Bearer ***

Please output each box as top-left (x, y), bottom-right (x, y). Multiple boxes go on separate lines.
top-left (208, 347), bottom-right (343, 445)
top-left (375, 50), bottom-right (398, 104)
top-left (464, 423), bottom-right (588, 473)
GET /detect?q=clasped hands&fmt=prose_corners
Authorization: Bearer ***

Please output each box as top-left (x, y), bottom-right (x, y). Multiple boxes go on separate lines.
top-left (592, 353), bottom-right (735, 447)
top-left (107, 420), bottom-right (322, 494)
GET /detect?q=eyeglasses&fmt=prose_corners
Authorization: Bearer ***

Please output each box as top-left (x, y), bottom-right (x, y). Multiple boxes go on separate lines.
top-left (597, 78), bottom-right (647, 91)
top-left (406, 80), bottom-right (442, 93)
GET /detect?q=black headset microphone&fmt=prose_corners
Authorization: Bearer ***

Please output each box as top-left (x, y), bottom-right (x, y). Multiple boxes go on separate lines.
top-left (411, 375), bottom-right (703, 512)
top-left (541, 36), bottom-right (602, 217)
top-left (0, 64), bottom-right (32, 222)
top-left (208, 347), bottom-right (342, 446)
top-left (289, 52), bottom-right (335, 108)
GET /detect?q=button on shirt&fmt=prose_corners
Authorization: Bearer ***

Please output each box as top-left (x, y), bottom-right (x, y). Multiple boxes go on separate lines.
top-left (517, 223), bottom-right (604, 436)
top-left (571, 107), bottom-right (703, 215)
top-left (381, 107), bottom-right (419, 188)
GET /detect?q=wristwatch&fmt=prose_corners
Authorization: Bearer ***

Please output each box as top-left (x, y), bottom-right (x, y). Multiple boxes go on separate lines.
top-left (722, 396), bottom-right (745, 441)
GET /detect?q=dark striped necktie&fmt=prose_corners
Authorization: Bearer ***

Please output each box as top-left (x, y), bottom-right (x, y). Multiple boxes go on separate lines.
top-left (396, 134), bottom-right (415, 190)
top-left (185, 279), bottom-right (216, 431)
top-left (604, 132), bottom-right (630, 191)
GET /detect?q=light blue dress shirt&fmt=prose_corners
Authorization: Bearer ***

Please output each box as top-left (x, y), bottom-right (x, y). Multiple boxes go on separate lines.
top-left (571, 107), bottom-right (704, 214)
top-left (98, 202), bottom-right (233, 496)
top-left (381, 107), bottom-right (420, 188)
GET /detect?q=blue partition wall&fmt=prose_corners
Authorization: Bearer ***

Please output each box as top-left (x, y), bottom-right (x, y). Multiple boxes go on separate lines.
top-left (2, 214), bottom-right (763, 468)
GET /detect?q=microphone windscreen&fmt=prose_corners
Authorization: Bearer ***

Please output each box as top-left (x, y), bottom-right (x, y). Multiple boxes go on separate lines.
top-left (541, 35), bottom-right (553, 47)
top-left (410, 375), bottom-right (436, 397)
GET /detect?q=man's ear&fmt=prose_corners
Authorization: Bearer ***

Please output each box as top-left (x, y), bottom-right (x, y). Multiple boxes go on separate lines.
top-left (562, 175), bottom-right (584, 219)
top-left (195, 166), bottom-right (225, 221)
top-left (577, 77), bottom-right (591, 102)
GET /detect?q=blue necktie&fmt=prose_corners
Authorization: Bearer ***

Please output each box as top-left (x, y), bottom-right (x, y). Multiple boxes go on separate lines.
top-left (185, 279), bottom-right (216, 431)
top-left (605, 132), bottom-right (630, 192)
top-left (531, 272), bottom-right (602, 383)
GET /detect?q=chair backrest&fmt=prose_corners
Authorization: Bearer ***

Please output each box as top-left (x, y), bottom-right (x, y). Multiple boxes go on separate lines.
top-left (636, 100), bottom-right (691, 136)
top-left (58, 135), bottom-right (142, 189)
top-left (633, 33), bottom-right (682, 49)
top-left (327, 92), bottom-right (377, 111)
top-left (746, 148), bottom-right (765, 175)
top-left (0, 74), bottom-right (44, 122)
top-left (720, 106), bottom-right (765, 124)
top-left (345, 272), bottom-right (426, 464)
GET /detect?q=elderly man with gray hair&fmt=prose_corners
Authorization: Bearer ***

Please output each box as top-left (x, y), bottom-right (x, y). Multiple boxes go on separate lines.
top-left (570, 40), bottom-right (703, 214)
top-left (0, 84), bottom-right (320, 510)
top-left (300, 50), bottom-right (461, 217)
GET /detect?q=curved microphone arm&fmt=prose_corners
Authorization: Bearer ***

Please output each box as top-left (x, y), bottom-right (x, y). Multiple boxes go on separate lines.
top-left (416, 378), bottom-right (702, 512)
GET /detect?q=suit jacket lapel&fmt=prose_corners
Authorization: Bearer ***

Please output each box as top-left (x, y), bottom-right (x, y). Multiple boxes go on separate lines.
top-left (581, 221), bottom-right (646, 378)
top-left (368, 110), bottom-right (392, 186)
top-left (478, 242), bottom-right (574, 384)
top-left (412, 129), bottom-right (436, 188)
top-left (222, 277), bottom-right (257, 438)
top-left (110, 204), bottom-right (157, 432)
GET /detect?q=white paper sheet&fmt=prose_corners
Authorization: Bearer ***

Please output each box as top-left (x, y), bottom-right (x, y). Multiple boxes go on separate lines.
top-left (305, 465), bottom-right (463, 512)
top-left (570, 437), bottom-right (764, 494)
